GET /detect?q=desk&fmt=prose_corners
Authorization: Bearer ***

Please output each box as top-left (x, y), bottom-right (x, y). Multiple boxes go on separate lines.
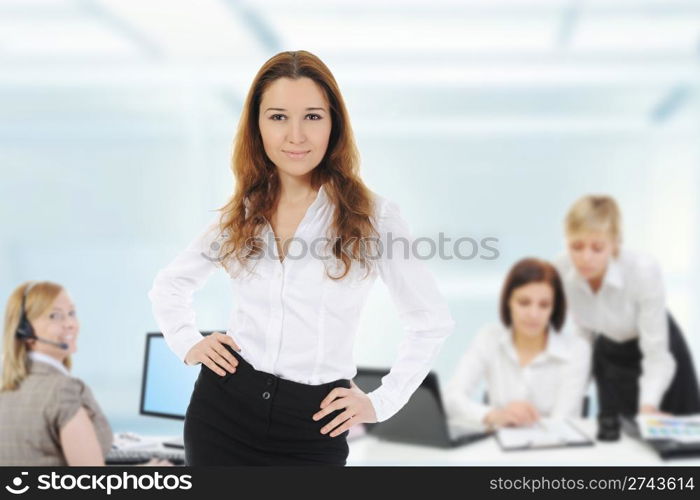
top-left (346, 419), bottom-right (700, 466)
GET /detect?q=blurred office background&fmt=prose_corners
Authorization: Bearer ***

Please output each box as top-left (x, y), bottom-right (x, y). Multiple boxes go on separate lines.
top-left (1, 0), bottom-right (699, 435)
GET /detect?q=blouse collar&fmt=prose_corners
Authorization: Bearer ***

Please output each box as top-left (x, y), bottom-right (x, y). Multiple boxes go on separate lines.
top-left (568, 254), bottom-right (624, 293)
top-left (498, 323), bottom-right (569, 364)
top-left (27, 351), bottom-right (70, 376)
top-left (244, 183), bottom-right (329, 218)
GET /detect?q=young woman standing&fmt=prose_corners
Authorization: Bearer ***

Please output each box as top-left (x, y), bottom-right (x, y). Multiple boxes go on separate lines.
top-left (148, 50), bottom-right (455, 465)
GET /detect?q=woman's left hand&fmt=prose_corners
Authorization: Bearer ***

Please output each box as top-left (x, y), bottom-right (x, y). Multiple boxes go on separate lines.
top-left (639, 404), bottom-right (672, 416)
top-left (312, 382), bottom-right (377, 437)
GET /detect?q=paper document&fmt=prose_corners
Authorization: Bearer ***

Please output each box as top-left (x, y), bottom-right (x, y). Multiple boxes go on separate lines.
top-left (636, 414), bottom-right (700, 443)
top-left (496, 418), bottom-right (592, 450)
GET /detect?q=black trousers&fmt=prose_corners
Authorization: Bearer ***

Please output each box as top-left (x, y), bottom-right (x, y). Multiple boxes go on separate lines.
top-left (593, 312), bottom-right (700, 418)
top-left (184, 345), bottom-right (351, 465)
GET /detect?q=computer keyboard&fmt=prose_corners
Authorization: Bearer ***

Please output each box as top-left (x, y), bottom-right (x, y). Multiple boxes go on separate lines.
top-left (105, 448), bottom-right (185, 465)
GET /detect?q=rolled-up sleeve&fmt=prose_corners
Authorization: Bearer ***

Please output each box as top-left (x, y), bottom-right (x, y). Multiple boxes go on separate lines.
top-left (365, 199), bottom-right (456, 422)
top-left (147, 213), bottom-right (225, 364)
top-left (635, 259), bottom-right (676, 409)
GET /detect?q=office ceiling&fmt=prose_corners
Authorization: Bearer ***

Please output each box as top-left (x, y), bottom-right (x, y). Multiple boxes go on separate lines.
top-left (0, 0), bottom-right (698, 132)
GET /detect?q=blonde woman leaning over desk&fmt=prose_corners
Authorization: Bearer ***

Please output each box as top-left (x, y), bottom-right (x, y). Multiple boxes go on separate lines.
top-left (554, 194), bottom-right (700, 439)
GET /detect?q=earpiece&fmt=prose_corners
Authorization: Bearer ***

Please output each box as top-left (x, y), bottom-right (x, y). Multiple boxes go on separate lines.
top-left (15, 283), bottom-right (36, 341)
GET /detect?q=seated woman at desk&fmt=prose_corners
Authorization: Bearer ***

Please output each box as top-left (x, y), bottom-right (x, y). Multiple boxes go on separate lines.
top-left (0, 281), bottom-right (168, 466)
top-left (554, 195), bottom-right (700, 424)
top-left (444, 258), bottom-right (591, 430)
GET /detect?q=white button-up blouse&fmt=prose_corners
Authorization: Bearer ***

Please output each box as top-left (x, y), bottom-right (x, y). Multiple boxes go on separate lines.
top-left (444, 322), bottom-right (592, 429)
top-left (554, 249), bottom-right (676, 409)
top-left (147, 183), bottom-right (456, 422)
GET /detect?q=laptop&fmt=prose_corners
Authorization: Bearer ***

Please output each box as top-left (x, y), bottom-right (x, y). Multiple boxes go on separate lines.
top-left (353, 368), bottom-right (492, 448)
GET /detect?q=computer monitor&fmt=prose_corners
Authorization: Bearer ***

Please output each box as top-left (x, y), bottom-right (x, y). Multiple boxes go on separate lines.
top-left (139, 331), bottom-right (215, 420)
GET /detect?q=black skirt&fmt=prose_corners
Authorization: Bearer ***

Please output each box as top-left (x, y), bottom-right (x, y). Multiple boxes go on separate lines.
top-left (593, 312), bottom-right (700, 417)
top-left (183, 345), bottom-right (351, 466)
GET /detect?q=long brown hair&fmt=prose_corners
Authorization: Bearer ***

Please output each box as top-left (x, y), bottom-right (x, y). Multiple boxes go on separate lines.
top-left (216, 50), bottom-right (378, 280)
top-left (2, 281), bottom-right (72, 392)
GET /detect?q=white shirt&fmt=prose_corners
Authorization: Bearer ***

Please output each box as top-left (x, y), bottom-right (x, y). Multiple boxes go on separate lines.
top-left (554, 249), bottom-right (676, 409)
top-left (444, 322), bottom-right (591, 429)
top-left (27, 351), bottom-right (70, 376)
top-left (148, 183), bottom-right (456, 422)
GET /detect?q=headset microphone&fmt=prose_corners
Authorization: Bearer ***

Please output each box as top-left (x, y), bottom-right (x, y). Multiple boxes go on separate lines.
top-left (15, 283), bottom-right (70, 350)
top-left (34, 337), bottom-right (70, 350)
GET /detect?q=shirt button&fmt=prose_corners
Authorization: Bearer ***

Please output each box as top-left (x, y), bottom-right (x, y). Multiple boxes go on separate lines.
top-left (266, 377), bottom-right (274, 386)
top-left (262, 391), bottom-right (271, 400)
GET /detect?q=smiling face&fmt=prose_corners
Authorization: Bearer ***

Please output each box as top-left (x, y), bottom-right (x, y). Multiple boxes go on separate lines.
top-left (258, 77), bottom-right (332, 181)
top-left (508, 281), bottom-right (554, 339)
top-left (28, 289), bottom-right (79, 360)
top-left (566, 230), bottom-right (616, 281)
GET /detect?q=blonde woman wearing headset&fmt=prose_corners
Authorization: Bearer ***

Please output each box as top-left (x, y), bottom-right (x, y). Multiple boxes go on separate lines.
top-left (0, 281), bottom-right (168, 466)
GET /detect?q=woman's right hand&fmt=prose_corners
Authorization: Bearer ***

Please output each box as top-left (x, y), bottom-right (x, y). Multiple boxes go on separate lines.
top-left (184, 332), bottom-right (241, 376)
top-left (484, 401), bottom-right (540, 428)
top-left (139, 458), bottom-right (173, 466)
